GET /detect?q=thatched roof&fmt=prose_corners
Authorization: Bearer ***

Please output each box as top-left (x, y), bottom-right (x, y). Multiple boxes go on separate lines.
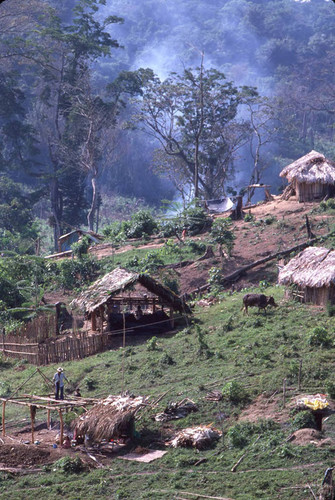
top-left (280, 150), bottom-right (335, 185)
top-left (74, 394), bottom-right (148, 442)
top-left (70, 267), bottom-right (191, 314)
top-left (278, 247), bottom-right (335, 288)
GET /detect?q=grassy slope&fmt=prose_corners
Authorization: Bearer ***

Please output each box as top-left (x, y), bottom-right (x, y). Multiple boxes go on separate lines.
top-left (1, 285), bottom-right (335, 499)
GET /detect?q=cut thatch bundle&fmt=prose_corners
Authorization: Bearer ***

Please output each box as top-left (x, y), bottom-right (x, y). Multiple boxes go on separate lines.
top-left (170, 425), bottom-right (222, 449)
top-left (278, 247), bottom-right (335, 288)
top-left (70, 267), bottom-right (191, 315)
top-left (154, 398), bottom-right (198, 422)
top-left (74, 394), bottom-right (149, 443)
top-left (280, 151), bottom-right (335, 185)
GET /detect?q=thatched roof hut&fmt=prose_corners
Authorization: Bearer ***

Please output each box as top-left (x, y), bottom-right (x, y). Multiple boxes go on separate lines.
top-left (74, 394), bottom-right (148, 443)
top-left (278, 247), bottom-right (335, 305)
top-left (71, 267), bottom-right (191, 331)
top-left (280, 150), bottom-right (335, 202)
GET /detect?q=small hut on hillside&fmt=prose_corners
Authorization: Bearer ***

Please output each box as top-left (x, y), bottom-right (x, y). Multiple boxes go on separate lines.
top-left (278, 247), bottom-right (335, 305)
top-left (71, 267), bottom-right (191, 332)
top-left (58, 229), bottom-right (104, 253)
top-left (280, 150), bottom-right (335, 202)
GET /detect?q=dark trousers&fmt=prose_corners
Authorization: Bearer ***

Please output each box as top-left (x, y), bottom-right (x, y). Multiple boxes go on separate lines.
top-left (55, 382), bottom-right (64, 400)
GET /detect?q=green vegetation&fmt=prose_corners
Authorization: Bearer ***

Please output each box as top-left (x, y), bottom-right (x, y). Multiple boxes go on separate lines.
top-left (0, 286), bottom-right (335, 499)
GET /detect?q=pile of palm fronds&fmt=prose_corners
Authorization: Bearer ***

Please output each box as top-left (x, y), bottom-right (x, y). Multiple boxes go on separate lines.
top-left (155, 398), bottom-right (198, 422)
top-left (170, 425), bottom-right (222, 449)
top-left (74, 394), bottom-right (149, 443)
top-left (205, 390), bottom-right (223, 401)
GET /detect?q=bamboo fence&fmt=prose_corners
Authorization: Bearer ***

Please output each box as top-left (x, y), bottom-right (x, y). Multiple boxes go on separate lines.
top-left (0, 313), bottom-right (184, 366)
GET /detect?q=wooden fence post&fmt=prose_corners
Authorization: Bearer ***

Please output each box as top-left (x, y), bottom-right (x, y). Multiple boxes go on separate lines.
top-left (2, 400), bottom-right (6, 437)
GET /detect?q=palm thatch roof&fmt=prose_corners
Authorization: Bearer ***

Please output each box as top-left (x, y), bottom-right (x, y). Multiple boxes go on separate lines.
top-left (74, 394), bottom-right (149, 442)
top-left (70, 267), bottom-right (191, 314)
top-left (280, 150), bottom-right (335, 184)
top-left (278, 247), bottom-right (335, 288)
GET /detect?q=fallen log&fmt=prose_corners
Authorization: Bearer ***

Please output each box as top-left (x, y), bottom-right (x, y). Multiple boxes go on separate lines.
top-left (187, 237), bottom-right (319, 297)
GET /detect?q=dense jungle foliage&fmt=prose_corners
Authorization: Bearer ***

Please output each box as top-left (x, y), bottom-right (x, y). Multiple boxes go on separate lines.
top-left (0, 0), bottom-right (334, 252)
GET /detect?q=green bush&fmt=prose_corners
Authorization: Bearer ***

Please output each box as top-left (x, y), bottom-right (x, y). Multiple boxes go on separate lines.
top-left (210, 218), bottom-right (235, 255)
top-left (227, 421), bottom-right (255, 448)
top-left (125, 210), bottom-right (158, 238)
top-left (54, 257), bottom-right (101, 290)
top-left (291, 410), bottom-right (317, 430)
top-left (222, 380), bottom-right (248, 404)
top-left (159, 352), bottom-right (175, 366)
top-left (308, 326), bottom-right (332, 347)
top-left (182, 204), bottom-right (211, 236)
top-left (53, 456), bottom-right (85, 473)
top-left (71, 236), bottom-right (91, 259)
top-left (146, 336), bottom-right (158, 351)
top-left (227, 419), bottom-right (280, 449)
top-left (244, 213), bottom-right (254, 222)
top-left (83, 376), bottom-right (97, 391)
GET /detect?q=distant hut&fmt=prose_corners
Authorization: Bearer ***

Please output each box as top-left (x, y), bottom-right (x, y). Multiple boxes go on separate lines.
top-left (278, 247), bottom-right (335, 305)
top-left (280, 150), bottom-right (335, 202)
top-left (71, 267), bottom-right (191, 332)
top-left (58, 229), bottom-right (104, 253)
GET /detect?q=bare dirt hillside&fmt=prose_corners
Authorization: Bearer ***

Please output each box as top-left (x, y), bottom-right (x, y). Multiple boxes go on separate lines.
top-left (47, 196), bottom-right (333, 301)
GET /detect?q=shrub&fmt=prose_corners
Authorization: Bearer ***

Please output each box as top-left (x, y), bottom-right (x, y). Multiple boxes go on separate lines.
top-left (222, 380), bottom-right (248, 404)
top-left (71, 236), bottom-right (91, 259)
top-left (53, 456), bottom-right (85, 473)
top-left (264, 215), bottom-right (276, 225)
top-left (83, 376), bottom-right (97, 391)
top-left (308, 326), bottom-right (332, 347)
top-left (126, 210), bottom-right (158, 239)
top-left (55, 257), bottom-right (101, 290)
top-left (159, 352), bottom-right (175, 366)
top-left (146, 336), bottom-right (158, 351)
top-left (227, 420), bottom-right (280, 449)
top-left (291, 410), bottom-right (317, 430)
top-left (195, 325), bottom-right (210, 357)
top-left (182, 204), bottom-right (212, 235)
top-left (244, 213), bottom-right (254, 222)
top-left (210, 218), bottom-right (235, 255)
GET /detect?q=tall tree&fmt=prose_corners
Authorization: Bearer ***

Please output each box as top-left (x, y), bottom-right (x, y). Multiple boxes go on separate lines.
top-left (135, 65), bottom-right (255, 199)
top-left (30, 0), bottom-right (123, 247)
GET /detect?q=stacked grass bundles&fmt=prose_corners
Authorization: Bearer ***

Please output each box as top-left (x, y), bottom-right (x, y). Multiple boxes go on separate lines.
top-left (74, 394), bottom-right (148, 443)
top-left (171, 425), bottom-right (222, 449)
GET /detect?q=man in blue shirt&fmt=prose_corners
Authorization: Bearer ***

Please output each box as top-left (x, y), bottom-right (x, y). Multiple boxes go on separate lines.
top-left (53, 367), bottom-right (68, 400)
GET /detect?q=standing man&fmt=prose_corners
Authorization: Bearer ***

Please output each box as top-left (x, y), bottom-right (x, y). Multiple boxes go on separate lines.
top-left (53, 367), bottom-right (68, 400)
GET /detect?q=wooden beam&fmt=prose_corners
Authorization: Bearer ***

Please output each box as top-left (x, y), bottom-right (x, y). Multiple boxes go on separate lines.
top-left (58, 409), bottom-right (64, 447)
top-left (30, 405), bottom-right (36, 443)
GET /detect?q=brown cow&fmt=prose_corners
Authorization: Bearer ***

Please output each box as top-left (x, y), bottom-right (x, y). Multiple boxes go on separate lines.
top-left (242, 293), bottom-right (277, 315)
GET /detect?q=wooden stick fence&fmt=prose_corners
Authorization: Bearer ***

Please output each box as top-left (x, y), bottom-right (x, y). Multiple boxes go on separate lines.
top-left (0, 315), bottom-right (186, 366)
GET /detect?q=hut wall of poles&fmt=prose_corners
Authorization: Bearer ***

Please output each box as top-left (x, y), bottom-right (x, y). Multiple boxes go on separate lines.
top-left (291, 285), bottom-right (335, 306)
top-left (295, 180), bottom-right (329, 202)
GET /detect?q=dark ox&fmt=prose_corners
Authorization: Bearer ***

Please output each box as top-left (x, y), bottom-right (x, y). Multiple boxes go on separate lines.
top-left (242, 293), bottom-right (277, 315)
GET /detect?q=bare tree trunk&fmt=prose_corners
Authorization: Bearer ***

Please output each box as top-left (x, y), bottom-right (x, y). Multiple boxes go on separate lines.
top-left (87, 175), bottom-right (97, 231)
top-left (50, 175), bottom-right (62, 251)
